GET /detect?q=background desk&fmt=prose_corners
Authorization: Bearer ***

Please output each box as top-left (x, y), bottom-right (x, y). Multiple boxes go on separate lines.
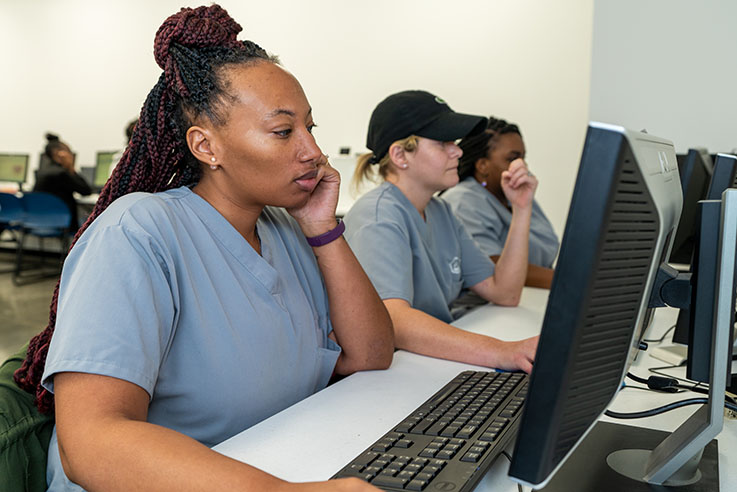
top-left (213, 288), bottom-right (736, 490)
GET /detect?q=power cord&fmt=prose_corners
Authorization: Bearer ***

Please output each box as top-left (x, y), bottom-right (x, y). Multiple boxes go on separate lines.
top-left (637, 369), bottom-right (737, 405)
top-left (606, 398), bottom-right (737, 419)
top-left (642, 323), bottom-right (676, 344)
top-left (500, 450), bottom-right (524, 492)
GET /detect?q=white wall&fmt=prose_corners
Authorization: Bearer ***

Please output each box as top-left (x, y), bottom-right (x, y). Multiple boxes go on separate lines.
top-left (590, 0), bottom-right (737, 154)
top-left (0, 0), bottom-right (594, 235)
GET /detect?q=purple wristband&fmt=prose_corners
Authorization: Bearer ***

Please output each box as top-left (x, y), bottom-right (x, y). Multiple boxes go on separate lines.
top-left (306, 220), bottom-right (345, 247)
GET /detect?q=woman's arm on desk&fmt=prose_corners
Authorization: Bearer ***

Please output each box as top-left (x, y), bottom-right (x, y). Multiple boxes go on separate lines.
top-left (54, 372), bottom-right (379, 491)
top-left (490, 255), bottom-right (554, 289)
top-left (383, 298), bottom-right (537, 373)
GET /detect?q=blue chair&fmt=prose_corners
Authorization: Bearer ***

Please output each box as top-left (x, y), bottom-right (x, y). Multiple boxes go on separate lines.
top-left (13, 192), bottom-right (72, 285)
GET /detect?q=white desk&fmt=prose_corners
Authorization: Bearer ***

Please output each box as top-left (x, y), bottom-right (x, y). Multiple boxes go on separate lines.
top-left (212, 288), bottom-right (736, 490)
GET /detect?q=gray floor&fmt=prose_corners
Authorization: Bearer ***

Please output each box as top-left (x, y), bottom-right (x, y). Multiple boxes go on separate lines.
top-left (0, 250), bottom-right (59, 362)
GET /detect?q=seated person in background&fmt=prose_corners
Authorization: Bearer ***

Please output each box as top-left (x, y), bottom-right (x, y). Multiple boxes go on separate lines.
top-left (107, 118), bottom-right (138, 179)
top-left (33, 133), bottom-right (92, 231)
top-left (344, 90), bottom-right (537, 373)
top-left (14, 5), bottom-right (392, 491)
top-left (442, 117), bottom-right (559, 288)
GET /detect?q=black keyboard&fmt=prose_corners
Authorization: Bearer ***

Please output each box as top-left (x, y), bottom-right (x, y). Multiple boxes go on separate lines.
top-left (332, 370), bottom-right (527, 491)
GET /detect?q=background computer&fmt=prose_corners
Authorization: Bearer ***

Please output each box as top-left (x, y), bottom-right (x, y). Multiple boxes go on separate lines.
top-left (705, 153), bottom-right (737, 200)
top-left (657, 154), bottom-right (737, 372)
top-left (0, 153), bottom-right (30, 191)
top-left (669, 148), bottom-right (713, 266)
top-left (92, 151), bottom-right (118, 192)
top-left (508, 124), bottom-right (735, 491)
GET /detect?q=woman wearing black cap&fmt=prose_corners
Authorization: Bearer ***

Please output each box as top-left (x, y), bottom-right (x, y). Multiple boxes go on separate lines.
top-left (343, 90), bottom-right (538, 373)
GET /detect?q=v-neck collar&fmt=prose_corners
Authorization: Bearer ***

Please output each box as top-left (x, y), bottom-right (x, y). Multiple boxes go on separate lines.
top-left (174, 187), bottom-right (280, 293)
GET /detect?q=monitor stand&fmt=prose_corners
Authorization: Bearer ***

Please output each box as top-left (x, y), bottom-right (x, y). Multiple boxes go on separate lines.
top-left (536, 421), bottom-right (719, 492)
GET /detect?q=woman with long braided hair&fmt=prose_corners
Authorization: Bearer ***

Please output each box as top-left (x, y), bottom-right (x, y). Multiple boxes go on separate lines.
top-left (14, 5), bottom-right (392, 491)
top-left (442, 117), bottom-right (559, 288)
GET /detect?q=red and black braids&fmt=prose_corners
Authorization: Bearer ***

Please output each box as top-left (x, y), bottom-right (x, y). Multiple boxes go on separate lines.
top-left (14, 4), bottom-right (278, 414)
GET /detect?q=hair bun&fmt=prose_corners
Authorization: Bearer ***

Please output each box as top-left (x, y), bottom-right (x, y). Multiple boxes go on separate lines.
top-left (45, 133), bottom-right (60, 143)
top-left (154, 4), bottom-right (242, 70)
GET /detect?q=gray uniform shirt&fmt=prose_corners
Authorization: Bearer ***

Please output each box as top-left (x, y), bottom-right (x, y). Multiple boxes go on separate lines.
top-left (442, 177), bottom-right (560, 268)
top-left (344, 182), bottom-right (494, 323)
top-left (42, 187), bottom-right (340, 491)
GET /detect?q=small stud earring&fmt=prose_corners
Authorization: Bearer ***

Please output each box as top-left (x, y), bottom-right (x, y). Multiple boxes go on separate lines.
top-left (210, 157), bottom-right (216, 163)
top-left (481, 181), bottom-right (487, 187)
top-left (210, 165), bottom-right (217, 170)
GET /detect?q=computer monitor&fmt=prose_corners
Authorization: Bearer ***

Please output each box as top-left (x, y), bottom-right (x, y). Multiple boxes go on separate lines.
top-left (0, 153), bottom-right (29, 185)
top-left (669, 148), bottom-right (713, 265)
top-left (508, 123), bottom-right (736, 491)
top-left (665, 154), bottom-right (737, 384)
top-left (705, 153), bottom-right (737, 200)
top-left (93, 151), bottom-right (118, 191)
top-left (79, 166), bottom-right (96, 186)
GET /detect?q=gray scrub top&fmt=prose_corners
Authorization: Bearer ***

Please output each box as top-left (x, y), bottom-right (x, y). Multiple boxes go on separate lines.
top-left (344, 182), bottom-right (494, 323)
top-left (42, 187), bottom-right (340, 491)
top-left (442, 177), bottom-right (560, 268)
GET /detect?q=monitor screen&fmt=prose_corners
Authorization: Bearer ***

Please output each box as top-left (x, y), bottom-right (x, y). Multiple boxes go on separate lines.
top-left (669, 149), bottom-right (713, 265)
top-left (0, 153), bottom-right (29, 184)
top-left (508, 123), bottom-right (683, 488)
top-left (94, 151), bottom-right (118, 189)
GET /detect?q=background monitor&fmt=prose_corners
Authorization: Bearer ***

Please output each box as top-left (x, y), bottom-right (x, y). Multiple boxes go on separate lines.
top-left (670, 154), bottom-right (737, 385)
top-left (669, 148), bottom-right (713, 265)
top-left (508, 123), bottom-right (683, 488)
top-left (79, 166), bottom-right (96, 186)
top-left (0, 153), bottom-right (30, 184)
top-left (705, 153), bottom-right (737, 200)
top-left (93, 151), bottom-right (118, 191)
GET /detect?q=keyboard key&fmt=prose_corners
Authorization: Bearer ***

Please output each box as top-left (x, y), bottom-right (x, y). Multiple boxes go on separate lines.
top-left (461, 452), bottom-right (481, 463)
top-left (398, 470), bottom-right (416, 481)
top-left (436, 449), bottom-right (455, 460)
top-left (395, 439), bottom-right (414, 448)
top-left (406, 478), bottom-right (430, 491)
top-left (372, 475), bottom-right (409, 488)
top-left (371, 442), bottom-right (392, 452)
top-left (440, 425), bottom-right (459, 437)
top-left (425, 421), bottom-right (447, 436)
top-left (457, 424), bottom-right (478, 439)
top-left (415, 472), bottom-right (434, 482)
top-left (353, 451), bottom-right (379, 467)
top-left (419, 448), bottom-right (438, 458)
top-left (479, 431), bottom-right (498, 442)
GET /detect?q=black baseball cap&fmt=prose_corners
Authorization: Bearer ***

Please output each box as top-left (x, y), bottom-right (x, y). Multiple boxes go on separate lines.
top-left (366, 90), bottom-right (488, 163)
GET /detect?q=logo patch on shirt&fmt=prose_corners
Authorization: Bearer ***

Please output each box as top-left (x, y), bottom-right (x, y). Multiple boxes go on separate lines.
top-left (449, 257), bottom-right (461, 275)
